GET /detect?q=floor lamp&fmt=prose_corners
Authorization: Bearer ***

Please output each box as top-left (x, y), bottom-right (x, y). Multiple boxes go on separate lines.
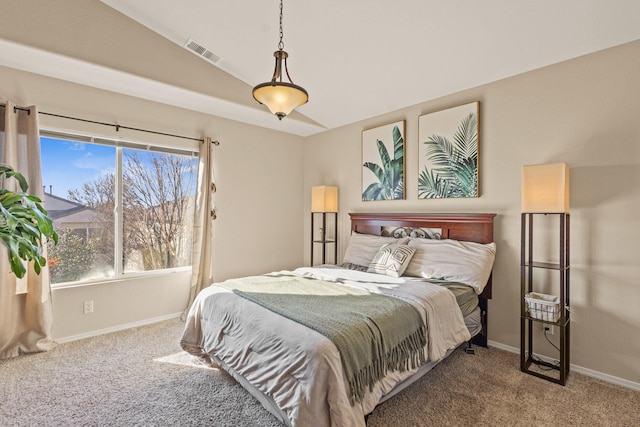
top-left (310, 186), bottom-right (338, 266)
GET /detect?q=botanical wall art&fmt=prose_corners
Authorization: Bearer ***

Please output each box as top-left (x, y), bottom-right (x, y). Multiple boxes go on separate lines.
top-left (418, 102), bottom-right (479, 199)
top-left (361, 120), bottom-right (406, 201)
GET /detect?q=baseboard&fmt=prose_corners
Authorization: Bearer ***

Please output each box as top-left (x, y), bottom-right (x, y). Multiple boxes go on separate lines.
top-left (488, 340), bottom-right (640, 392)
top-left (54, 312), bottom-right (183, 344)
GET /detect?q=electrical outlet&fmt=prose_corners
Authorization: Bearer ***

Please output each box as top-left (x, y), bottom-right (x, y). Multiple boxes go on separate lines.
top-left (83, 300), bottom-right (94, 314)
top-left (543, 325), bottom-right (554, 335)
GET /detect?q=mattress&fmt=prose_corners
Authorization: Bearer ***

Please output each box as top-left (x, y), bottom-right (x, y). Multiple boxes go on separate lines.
top-left (434, 281), bottom-right (479, 317)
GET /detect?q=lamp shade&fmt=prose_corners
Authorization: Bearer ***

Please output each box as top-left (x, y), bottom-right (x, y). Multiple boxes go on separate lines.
top-left (521, 162), bottom-right (570, 213)
top-left (311, 186), bottom-right (338, 213)
top-left (252, 81), bottom-right (308, 120)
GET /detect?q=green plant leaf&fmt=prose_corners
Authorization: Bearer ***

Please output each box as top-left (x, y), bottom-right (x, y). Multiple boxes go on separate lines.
top-left (392, 126), bottom-right (403, 160)
top-left (0, 165), bottom-right (29, 192)
top-left (1, 164), bottom-right (58, 278)
top-left (418, 168), bottom-right (450, 198)
top-left (453, 113), bottom-right (477, 160)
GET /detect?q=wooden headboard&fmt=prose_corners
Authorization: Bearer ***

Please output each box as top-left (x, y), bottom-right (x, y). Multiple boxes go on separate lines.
top-left (349, 212), bottom-right (496, 300)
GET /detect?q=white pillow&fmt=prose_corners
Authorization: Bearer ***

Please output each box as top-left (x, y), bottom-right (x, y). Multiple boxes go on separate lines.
top-left (404, 238), bottom-right (496, 294)
top-left (367, 243), bottom-right (417, 278)
top-left (342, 232), bottom-right (410, 268)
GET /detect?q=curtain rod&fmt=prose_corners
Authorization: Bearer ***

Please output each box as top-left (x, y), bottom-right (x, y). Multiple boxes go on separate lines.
top-left (3, 103), bottom-right (220, 146)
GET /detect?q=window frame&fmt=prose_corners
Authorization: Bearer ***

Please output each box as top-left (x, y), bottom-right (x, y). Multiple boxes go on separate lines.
top-left (40, 129), bottom-right (198, 288)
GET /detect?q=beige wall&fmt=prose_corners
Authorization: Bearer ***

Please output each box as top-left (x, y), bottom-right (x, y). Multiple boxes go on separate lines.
top-left (303, 40), bottom-right (640, 385)
top-left (0, 64), bottom-right (305, 339)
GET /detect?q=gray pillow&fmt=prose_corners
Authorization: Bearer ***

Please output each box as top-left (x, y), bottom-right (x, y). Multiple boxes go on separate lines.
top-left (342, 232), bottom-right (410, 268)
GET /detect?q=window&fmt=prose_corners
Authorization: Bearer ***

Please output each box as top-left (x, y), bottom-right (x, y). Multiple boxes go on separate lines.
top-left (40, 132), bottom-right (198, 285)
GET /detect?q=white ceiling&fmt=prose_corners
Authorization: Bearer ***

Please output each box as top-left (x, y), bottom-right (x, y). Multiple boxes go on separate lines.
top-left (11, 1), bottom-right (640, 137)
top-left (98, 0), bottom-right (640, 135)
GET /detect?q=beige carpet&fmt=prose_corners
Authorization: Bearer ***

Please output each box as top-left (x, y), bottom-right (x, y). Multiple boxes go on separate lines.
top-left (1, 318), bottom-right (638, 426)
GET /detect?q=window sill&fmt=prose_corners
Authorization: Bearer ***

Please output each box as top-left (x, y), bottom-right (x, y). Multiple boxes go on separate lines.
top-left (51, 266), bottom-right (192, 290)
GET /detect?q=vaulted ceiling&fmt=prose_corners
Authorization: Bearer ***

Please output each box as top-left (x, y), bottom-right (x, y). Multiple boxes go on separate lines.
top-left (3, 1), bottom-right (640, 137)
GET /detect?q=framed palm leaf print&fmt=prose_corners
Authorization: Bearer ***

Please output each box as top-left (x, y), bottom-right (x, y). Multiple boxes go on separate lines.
top-left (362, 120), bottom-right (406, 201)
top-left (418, 102), bottom-right (479, 199)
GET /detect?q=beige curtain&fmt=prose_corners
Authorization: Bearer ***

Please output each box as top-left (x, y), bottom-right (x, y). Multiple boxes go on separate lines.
top-left (0, 102), bottom-right (55, 358)
top-left (182, 136), bottom-right (216, 319)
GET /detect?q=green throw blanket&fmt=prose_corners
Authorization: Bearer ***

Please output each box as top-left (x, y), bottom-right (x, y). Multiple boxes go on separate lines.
top-left (218, 272), bottom-right (426, 404)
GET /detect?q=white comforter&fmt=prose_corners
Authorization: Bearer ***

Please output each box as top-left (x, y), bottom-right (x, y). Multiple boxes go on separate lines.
top-left (180, 266), bottom-right (471, 427)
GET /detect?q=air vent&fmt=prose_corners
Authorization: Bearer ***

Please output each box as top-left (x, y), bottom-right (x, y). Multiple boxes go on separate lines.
top-left (184, 38), bottom-right (223, 65)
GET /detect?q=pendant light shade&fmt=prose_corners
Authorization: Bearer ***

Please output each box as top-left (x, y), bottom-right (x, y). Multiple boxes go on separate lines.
top-left (252, 1), bottom-right (308, 120)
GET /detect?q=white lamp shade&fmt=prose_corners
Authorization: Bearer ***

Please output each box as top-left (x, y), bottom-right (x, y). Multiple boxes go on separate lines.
top-left (311, 186), bottom-right (338, 212)
top-left (521, 162), bottom-right (570, 213)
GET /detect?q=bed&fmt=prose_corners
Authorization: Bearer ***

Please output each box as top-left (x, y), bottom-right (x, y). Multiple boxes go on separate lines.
top-left (181, 212), bottom-right (496, 426)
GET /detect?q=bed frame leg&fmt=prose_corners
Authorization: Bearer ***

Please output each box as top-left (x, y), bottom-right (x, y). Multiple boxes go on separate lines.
top-left (465, 341), bottom-right (476, 355)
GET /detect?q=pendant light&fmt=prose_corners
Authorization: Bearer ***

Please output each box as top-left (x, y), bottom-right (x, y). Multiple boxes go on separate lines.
top-left (252, 0), bottom-right (308, 120)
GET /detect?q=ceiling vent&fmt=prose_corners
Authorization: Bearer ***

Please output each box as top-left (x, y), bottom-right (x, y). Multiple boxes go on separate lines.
top-left (184, 38), bottom-right (223, 65)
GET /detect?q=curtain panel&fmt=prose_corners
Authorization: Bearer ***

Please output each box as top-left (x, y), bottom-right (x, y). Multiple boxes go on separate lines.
top-left (182, 136), bottom-right (216, 319)
top-left (0, 102), bottom-right (55, 358)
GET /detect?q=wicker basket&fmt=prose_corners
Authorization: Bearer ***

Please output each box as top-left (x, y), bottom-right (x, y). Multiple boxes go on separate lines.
top-left (525, 292), bottom-right (560, 322)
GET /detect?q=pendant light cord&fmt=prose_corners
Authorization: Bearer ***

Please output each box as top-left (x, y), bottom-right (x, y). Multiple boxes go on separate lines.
top-left (278, 0), bottom-right (284, 50)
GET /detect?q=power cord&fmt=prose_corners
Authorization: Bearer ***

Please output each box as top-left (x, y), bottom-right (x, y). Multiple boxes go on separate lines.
top-left (544, 327), bottom-right (561, 352)
top-left (531, 356), bottom-right (560, 370)
top-left (531, 327), bottom-right (560, 370)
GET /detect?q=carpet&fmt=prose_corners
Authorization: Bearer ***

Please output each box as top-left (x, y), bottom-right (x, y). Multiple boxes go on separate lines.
top-left (0, 318), bottom-right (638, 426)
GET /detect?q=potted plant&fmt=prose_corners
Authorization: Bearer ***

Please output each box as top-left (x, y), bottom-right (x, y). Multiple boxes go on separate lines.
top-left (0, 164), bottom-right (58, 278)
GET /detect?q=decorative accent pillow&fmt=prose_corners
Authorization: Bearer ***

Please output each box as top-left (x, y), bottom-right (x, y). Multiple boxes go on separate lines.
top-left (367, 243), bottom-right (417, 278)
top-left (404, 238), bottom-right (496, 294)
top-left (342, 232), bottom-right (410, 268)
